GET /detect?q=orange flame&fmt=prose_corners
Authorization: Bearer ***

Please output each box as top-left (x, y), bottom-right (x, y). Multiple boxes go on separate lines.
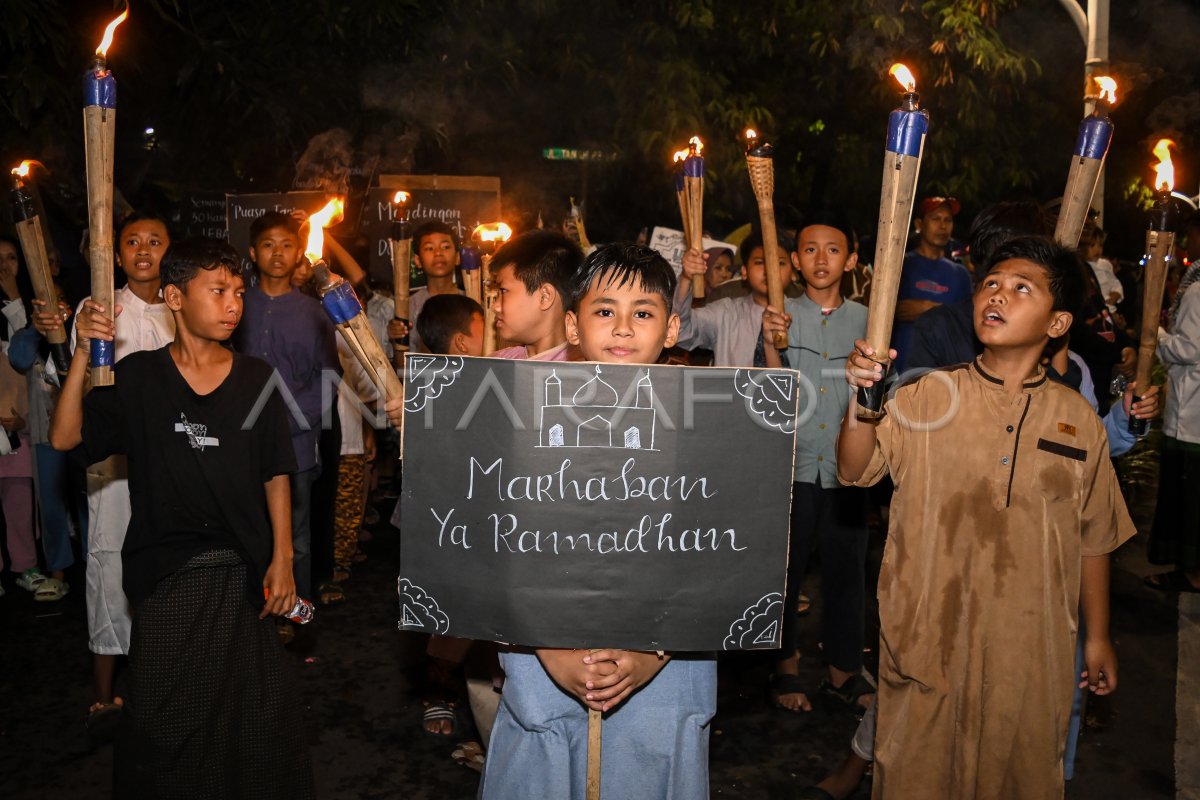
top-left (392, 190), bottom-right (410, 206)
top-left (1095, 76), bottom-right (1117, 105)
top-left (745, 128), bottom-right (758, 140)
top-left (672, 149), bottom-right (689, 164)
top-left (688, 136), bottom-right (704, 157)
top-left (1152, 139), bottom-right (1176, 192)
top-left (11, 160), bottom-right (42, 179)
top-left (473, 222), bottom-right (513, 244)
top-left (889, 63), bottom-right (916, 93)
top-left (304, 198), bottom-right (345, 262)
top-left (96, 8), bottom-right (129, 58)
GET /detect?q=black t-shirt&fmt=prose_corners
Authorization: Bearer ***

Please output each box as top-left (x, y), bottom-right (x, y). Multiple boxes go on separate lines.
top-left (81, 347), bottom-right (297, 607)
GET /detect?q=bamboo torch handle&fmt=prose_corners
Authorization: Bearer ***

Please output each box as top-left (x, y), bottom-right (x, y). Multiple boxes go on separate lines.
top-left (83, 104), bottom-right (116, 386)
top-left (757, 200), bottom-right (788, 350)
top-left (340, 315), bottom-right (404, 402)
top-left (1053, 156), bottom-right (1104, 249)
top-left (587, 708), bottom-right (602, 800)
top-left (391, 237), bottom-right (412, 369)
top-left (14, 219), bottom-right (65, 346)
top-left (1134, 230), bottom-right (1175, 393)
top-left (685, 176), bottom-right (705, 299)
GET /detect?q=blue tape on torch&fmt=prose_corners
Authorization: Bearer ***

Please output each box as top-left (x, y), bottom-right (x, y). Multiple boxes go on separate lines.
top-left (460, 246), bottom-right (482, 271)
top-left (885, 108), bottom-right (928, 157)
top-left (83, 69), bottom-right (117, 109)
top-left (1072, 115), bottom-right (1113, 160)
top-left (321, 281), bottom-right (362, 324)
top-left (90, 339), bottom-right (114, 369)
top-left (683, 156), bottom-right (704, 178)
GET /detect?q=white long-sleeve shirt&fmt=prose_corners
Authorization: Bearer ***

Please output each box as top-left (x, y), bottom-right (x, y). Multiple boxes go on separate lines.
top-left (1160, 283), bottom-right (1200, 444)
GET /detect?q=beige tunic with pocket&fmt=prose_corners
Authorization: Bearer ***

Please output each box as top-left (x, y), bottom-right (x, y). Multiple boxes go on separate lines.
top-left (841, 359), bottom-right (1135, 800)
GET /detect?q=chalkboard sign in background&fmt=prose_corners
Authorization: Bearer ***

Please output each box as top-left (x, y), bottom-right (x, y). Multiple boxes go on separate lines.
top-left (172, 192), bottom-right (229, 242)
top-left (224, 191), bottom-right (329, 262)
top-left (398, 357), bottom-right (798, 652)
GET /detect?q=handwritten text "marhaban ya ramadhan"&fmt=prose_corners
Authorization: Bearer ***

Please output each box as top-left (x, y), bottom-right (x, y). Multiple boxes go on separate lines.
top-left (466, 456), bottom-right (716, 503)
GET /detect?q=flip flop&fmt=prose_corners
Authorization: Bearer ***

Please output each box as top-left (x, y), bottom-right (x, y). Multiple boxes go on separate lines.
top-left (86, 701), bottom-right (123, 747)
top-left (768, 672), bottom-right (811, 714)
top-left (422, 701), bottom-right (457, 737)
top-left (820, 674), bottom-right (876, 715)
top-left (1144, 570), bottom-right (1200, 594)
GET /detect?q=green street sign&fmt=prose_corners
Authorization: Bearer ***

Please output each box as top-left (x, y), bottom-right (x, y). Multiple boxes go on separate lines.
top-left (542, 148), bottom-right (619, 162)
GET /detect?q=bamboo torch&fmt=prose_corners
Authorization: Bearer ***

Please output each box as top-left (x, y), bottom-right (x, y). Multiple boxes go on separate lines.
top-left (672, 149), bottom-right (692, 246)
top-left (473, 222), bottom-right (514, 354)
top-left (1130, 139), bottom-right (1180, 437)
top-left (309, 199), bottom-right (403, 402)
top-left (857, 63), bottom-right (930, 418)
top-left (389, 190), bottom-right (412, 368)
top-left (683, 136), bottom-right (706, 299)
top-left (569, 196), bottom-right (592, 251)
top-left (1053, 76), bottom-right (1118, 248)
top-left (744, 129), bottom-right (787, 349)
top-left (10, 161), bottom-right (70, 375)
top-left (82, 8), bottom-right (127, 386)
top-left (460, 245), bottom-right (483, 306)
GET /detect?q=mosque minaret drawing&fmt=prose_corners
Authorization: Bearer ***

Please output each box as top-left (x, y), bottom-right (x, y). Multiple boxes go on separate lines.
top-left (538, 366), bottom-right (659, 451)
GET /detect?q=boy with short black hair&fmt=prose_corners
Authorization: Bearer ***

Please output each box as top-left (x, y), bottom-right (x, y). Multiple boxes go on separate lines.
top-left (839, 235), bottom-right (1134, 798)
top-left (760, 209), bottom-right (872, 715)
top-left (51, 238), bottom-right (313, 798)
top-left (236, 212), bottom-right (341, 608)
top-left (387, 220), bottom-right (463, 353)
top-left (475, 243), bottom-right (716, 799)
top-left (488, 230), bottom-right (582, 360)
top-left (675, 231), bottom-right (794, 367)
top-left (415, 293), bottom-right (486, 357)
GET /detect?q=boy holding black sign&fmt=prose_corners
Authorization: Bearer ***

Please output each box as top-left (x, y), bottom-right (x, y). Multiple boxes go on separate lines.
top-left (475, 244), bottom-right (717, 800)
top-left (838, 236), bottom-right (1133, 798)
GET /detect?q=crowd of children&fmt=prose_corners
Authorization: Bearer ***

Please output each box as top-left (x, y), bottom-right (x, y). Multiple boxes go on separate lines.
top-left (1, 181), bottom-right (1197, 799)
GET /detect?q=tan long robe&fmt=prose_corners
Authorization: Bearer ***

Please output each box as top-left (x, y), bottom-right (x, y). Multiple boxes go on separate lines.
top-left (841, 359), bottom-right (1135, 800)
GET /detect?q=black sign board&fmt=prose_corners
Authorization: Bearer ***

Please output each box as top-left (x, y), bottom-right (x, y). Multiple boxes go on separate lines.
top-left (224, 191), bottom-right (329, 261)
top-left (398, 357), bottom-right (798, 652)
top-left (172, 192), bottom-right (229, 242)
top-left (363, 175), bottom-right (501, 285)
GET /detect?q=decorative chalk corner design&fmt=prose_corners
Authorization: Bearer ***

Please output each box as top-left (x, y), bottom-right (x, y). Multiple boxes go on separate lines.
top-left (722, 592), bottom-right (784, 650)
top-left (397, 577), bottom-right (450, 634)
top-left (733, 370), bottom-right (797, 434)
top-left (404, 356), bottom-right (464, 413)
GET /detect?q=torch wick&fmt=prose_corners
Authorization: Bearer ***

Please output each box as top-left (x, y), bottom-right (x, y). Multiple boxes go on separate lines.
top-left (902, 92), bottom-right (920, 112)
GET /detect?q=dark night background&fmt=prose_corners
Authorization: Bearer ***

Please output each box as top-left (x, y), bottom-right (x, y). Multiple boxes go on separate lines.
top-left (3, 0), bottom-right (1198, 293)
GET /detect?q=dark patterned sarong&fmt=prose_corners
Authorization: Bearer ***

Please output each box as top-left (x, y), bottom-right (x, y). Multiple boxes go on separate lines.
top-left (115, 549), bottom-right (314, 799)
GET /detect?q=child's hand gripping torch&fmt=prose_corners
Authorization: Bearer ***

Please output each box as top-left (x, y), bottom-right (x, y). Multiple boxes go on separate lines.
top-left (857, 64), bottom-right (929, 419)
top-left (10, 161), bottom-right (70, 375)
top-left (1053, 77), bottom-right (1117, 248)
top-left (1130, 139), bottom-right (1180, 437)
top-left (744, 129), bottom-right (788, 350)
top-left (389, 190), bottom-right (412, 368)
top-left (82, 9), bottom-right (128, 386)
top-left (308, 199), bottom-right (403, 403)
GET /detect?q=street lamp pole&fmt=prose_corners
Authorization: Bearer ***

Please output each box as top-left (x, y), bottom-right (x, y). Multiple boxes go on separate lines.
top-left (1057, 0), bottom-right (1110, 224)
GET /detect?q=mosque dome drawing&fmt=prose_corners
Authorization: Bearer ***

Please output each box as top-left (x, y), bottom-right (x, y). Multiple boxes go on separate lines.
top-left (539, 366), bottom-right (659, 450)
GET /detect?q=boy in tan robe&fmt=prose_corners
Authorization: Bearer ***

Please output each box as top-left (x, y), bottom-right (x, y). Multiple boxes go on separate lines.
top-left (838, 236), bottom-right (1136, 800)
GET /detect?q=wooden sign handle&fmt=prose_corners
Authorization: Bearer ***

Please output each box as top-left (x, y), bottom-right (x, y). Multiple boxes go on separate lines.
top-left (587, 708), bottom-right (602, 800)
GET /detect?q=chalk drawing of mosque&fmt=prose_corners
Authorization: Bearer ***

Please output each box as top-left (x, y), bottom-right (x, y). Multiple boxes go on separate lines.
top-left (538, 366), bottom-right (659, 450)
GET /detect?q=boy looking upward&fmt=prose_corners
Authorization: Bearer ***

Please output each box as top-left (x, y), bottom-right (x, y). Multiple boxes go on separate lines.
top-left (760, 211), bottom-right (872, 715)
top-left (839, 236), bottom-right (1134, 799)
top-left (488, 230), bottom-right (582, 361)
top-left (474, 244), bottom-right (716, 799)
top-left (50, 239), bottom-right (313, 798)
top-left (235, 212), bottom-right (341, 604)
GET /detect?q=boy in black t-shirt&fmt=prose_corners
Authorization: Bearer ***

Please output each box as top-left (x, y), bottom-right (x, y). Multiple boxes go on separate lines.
top-left (50, 239), bottom-right (314, 799)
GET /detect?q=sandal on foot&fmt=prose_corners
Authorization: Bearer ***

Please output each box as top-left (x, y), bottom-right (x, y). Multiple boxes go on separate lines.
top-left (1144, 570), bottom-right (1200, 594)
top-left (15, 568), bottom-right (46, 592)
top-left (35, 577), bottom-right (69, 602)
top-left (451, 740), bottom-right (486, 772)
top-left (332, 565), bottom-right (352, 583)
top-left (422, 701), bottom-right (457, 737)
top-left (820, 674), bottom-right (876, 712)
top-left (86, 701), bottom-right (123, 746)
top-left (318, 582), bottom-right (346, 605)
top-left (797, 592), bottom-right (812, 616)
top-left (768, 673), bottom-right (811, 713)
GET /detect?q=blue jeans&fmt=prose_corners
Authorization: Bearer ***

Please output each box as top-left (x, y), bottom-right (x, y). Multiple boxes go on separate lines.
top-left (290, 465), bottom-right (320, 600)
top-left (34, 443), bottom-right (75, 572)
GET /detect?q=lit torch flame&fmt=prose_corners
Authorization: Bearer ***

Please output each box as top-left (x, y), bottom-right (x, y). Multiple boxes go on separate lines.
top-left (11, 160), bottom-right (42, 179)
top-left (1152, 138), bottom-right (1176, 193)
top-left (1095, 76), bottom-right (1117, 105)
top-left (392, 190), bottom-right (410, 206)
top-left (745, 128), bottom-right (757, 140)
top-left (672, 149), bottom-right (689, 164)
top-left (96, 8), bottom-right (129, 59)
top-left (304, 198), bottom-right (345, 263)
top-left (889, 63), bottom-right (917, 93)
top-left (688, 136), bottom-right (704, 157)
top-left (473, 222), bottom-right (513, 245)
